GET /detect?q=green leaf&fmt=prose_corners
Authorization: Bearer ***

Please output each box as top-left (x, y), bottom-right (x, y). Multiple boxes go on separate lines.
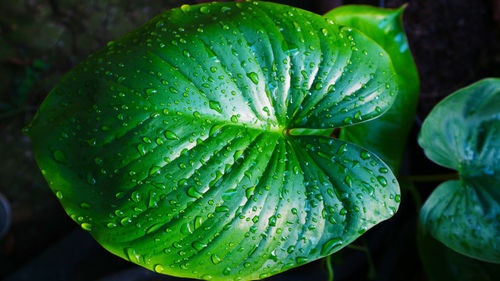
top-left (325, 5), bottom-right (420, 173)
top-left (419, 78), bottom-right (500, 263)
top-left (418, 223), bottom-right (500, 281)
top-left (26, 1), bottom-right (400, 280)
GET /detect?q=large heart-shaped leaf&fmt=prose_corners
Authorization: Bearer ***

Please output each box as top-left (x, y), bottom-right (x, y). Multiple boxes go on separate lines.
top-left (26, 1), bottom-right (400, 280)
top-left (419, 78), bottom-right (500, 263)
top-left (325, 5), bottom-right (420, 173)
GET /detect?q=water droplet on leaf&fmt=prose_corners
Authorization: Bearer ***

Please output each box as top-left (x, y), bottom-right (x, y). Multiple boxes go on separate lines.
top-left (209, 100), bottom-right (222, 113)
top-left (53, 150), bottom-right (67, 163)
top-left (246, 72), bottom-right (259, 85)
top-left (164, 130), bottom-right (179, 140)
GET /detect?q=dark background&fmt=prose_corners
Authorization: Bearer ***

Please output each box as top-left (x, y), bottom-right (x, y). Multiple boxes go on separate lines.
top-left (1, 0), bottom-right (499, 280)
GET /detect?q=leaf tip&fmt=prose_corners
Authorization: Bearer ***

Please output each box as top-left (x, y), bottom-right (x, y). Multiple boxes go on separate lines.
top-left (396, 3), bottom-right (408, 17)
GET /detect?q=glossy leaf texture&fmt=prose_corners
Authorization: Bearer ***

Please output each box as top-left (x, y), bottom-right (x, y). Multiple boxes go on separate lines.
top-left (325, 5), bottom-right (420, 173)
top-left (26, 1), bottom-right (401, 280)
top-left (419, 78), bottom-right (500, 263)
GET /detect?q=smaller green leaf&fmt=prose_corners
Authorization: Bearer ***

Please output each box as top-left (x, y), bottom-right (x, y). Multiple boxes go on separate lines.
top-left (418, 78), bottom-right (500, 263)
top-left (417, 222), bottom-right (500, 281)
top-left (325, 5), bottom-right (420, 173)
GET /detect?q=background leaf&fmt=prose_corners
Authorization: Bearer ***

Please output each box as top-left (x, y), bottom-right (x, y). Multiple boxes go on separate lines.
top-left (417, 223), bottom-right (500, 281)
top-left (26, 1), bottom-right (400, 280)
top-left (418, 78), bottom-right (500, 263)
top-left (325, 5), bottom-right (420, 173)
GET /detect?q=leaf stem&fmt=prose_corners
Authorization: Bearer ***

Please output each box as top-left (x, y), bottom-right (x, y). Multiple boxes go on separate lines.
top-left (325, 255), bottom-right (334, 281)
top-left (398, 173), bottom-right (459, 183)
top-left (287, 128), bottom-right (335, 137)
top-left (346, 240), bottom-right (376, 280)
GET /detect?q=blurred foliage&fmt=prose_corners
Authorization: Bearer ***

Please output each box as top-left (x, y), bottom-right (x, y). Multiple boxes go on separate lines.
top-left (417, 223), bottom-right (500, 281)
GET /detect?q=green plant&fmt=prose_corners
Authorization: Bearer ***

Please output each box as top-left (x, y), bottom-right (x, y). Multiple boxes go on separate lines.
top-left (418, 78), bottom-right (500, 263)
top-left (24, 1), bottom-right (415, 280)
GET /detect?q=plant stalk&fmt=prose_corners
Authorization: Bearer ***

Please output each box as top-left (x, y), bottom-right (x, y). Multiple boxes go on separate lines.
top-left (398, 173), bottom-right (459, 183)
top-left (325, 255), bottom-right (334, 281)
